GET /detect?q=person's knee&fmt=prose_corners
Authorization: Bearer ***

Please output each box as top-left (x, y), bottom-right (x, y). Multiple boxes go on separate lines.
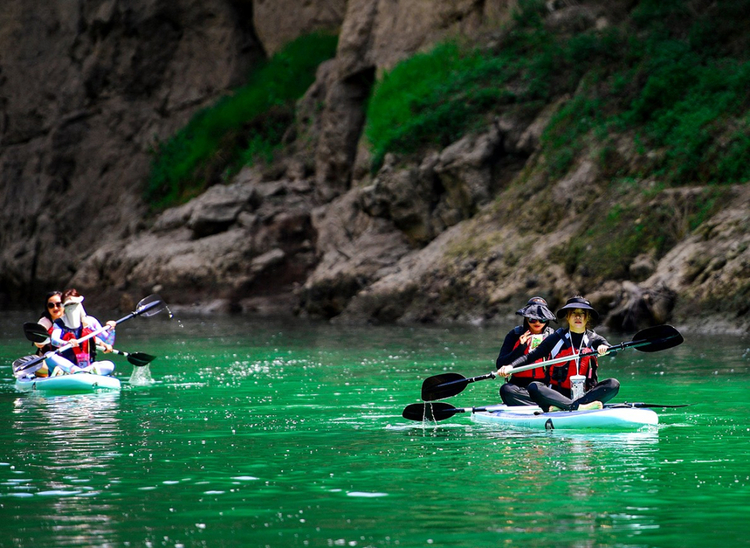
top-left (527, 382), bottom-right (542, 396)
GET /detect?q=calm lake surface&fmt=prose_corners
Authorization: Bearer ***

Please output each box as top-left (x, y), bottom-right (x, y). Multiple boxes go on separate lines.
top-left (1, 311), bottom-right (749, 548)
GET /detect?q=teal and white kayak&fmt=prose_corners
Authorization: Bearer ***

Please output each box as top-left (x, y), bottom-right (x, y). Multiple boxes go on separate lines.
top-left (470, 404), bottom-right (658, 430)
top-left (15, 373), bottom-right (121, 393)
top-left (402, 402), bottom-right (660, 430)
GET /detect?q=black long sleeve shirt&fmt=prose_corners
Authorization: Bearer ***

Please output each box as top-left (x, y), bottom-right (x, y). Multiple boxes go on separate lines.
top-left (507, 328), bottom-right (610, 368)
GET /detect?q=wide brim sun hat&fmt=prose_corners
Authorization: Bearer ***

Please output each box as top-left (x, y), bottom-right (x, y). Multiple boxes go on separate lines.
top-left (556, 296), bottom-right (599, 322)
top-left (516, 296), bottom-right (557, 323)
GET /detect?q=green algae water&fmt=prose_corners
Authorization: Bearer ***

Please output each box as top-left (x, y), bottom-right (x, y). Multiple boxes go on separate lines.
top-left (1, 313), bottom-right (749, 548)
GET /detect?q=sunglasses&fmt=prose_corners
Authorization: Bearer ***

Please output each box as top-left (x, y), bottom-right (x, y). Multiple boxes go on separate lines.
top-left (47, 301), bottom-right (63, 309)
top-left (527, 318), bottom-right (547, 324)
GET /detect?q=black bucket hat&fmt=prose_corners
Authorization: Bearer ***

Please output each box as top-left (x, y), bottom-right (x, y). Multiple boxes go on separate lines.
top-left (516, 297), bottom-right (557, 323)
top-left (556, 296), bottom-right (599, 322)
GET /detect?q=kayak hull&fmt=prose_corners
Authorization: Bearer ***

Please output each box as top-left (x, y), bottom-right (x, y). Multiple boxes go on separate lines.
top-left (470, 404), bottom-right (658, 430)
top-left (15, 373), bottom-right (121, 393)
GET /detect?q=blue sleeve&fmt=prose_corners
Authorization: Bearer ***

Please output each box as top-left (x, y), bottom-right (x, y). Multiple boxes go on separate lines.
top-left (50, 324), bottom-right (66, 347)
top-left (87, 316), bottom-right (115, 346)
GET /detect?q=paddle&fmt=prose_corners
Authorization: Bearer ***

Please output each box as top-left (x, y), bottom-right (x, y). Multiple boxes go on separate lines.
top-left (23, 322), bottom-right (52, 344)
top-left (421, 372), bottom-right (495, 401)
top-left (421, 324), bottom-right (684, 401)
top-left (14, 294), bottom-right (165, 376)
top-left (97, 346), bottom-right (156, 367)
top-left (606, 402), bottom-right (690, 409)
top-left (12, 355), bottom-right (46, 378)
top-left (403, 402), bottom-right (491, 422)
top-left (403, 401), bottom-right (689, 422)
top-left (24, 323), bottom-right (156, 368)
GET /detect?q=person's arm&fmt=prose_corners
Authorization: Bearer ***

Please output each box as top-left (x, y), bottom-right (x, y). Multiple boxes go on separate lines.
top-left (34, 318), bottom-right (52, 349)
top-left (85, 316), bottom-right (116, 348)
top-left (589, 331), bottom-right (610, 356)
top-left (49, 324), bottom-right (67, 347)
top-left (496, 330), bottom-right (563, 377)
top-left (508, 330), bottom-right (561, 368)
top-left (495, 329), bottom-right (525, 368)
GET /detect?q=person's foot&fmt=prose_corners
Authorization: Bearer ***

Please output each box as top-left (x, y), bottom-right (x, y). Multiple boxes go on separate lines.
top-left (578, 401), bottom-right (603, 411)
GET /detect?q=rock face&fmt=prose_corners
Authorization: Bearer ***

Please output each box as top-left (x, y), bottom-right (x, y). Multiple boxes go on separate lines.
top-left (253, 0), bottom-right (346, 55)
top-left (0, 0), bottom-right (265, 302)
top-left (69, 166), bottom-right (318, 313)
top-left (2, 0), bottom-right (749, 334)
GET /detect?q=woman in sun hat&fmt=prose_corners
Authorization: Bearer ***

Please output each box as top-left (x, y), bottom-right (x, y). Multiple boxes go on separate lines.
top-left (496, 296), bottom-right (620, 412)
top-left (494, 296), bottom-right (557, 406)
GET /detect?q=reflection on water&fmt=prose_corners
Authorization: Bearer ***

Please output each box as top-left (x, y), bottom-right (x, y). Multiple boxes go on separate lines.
top-left (3, 392), bottom-right (122, 547)
top-left (8, 394), bottom-right (121, 478)
top-left (0, 313), bottom-right (749, 548)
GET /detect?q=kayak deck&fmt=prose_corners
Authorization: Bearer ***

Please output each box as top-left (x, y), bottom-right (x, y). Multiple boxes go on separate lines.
top-left (15, 373), bottom-right (121, 392)
top-left (470, 404), bottom-right (658, 430)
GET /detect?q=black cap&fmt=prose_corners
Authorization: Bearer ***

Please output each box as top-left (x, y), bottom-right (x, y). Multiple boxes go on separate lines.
top-left (556, 296), bottom-right (599, 322)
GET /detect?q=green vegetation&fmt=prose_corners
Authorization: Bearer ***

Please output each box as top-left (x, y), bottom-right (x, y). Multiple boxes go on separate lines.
top-left (145, 33), bottom-right (337, 210)
top-left (560, 186), bottom-right (731, 281)
top-left (362, 0), bottom-right (750, 285)
top-left (365, 0), bottom-right (750, 184)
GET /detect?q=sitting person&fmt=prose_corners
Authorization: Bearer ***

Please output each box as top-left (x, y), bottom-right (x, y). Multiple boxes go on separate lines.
top-left (496, 296), bottom-right (620, 412)
top-left (48, 288), bottom-right (117, 376)
top-left (32, 291), bottom-right (68, 377)
top-left (495, 296), bottom-right (556, 406)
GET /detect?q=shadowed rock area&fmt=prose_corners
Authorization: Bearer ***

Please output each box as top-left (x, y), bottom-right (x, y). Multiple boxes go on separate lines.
top-left (2, 0), bottom-right (748, 333)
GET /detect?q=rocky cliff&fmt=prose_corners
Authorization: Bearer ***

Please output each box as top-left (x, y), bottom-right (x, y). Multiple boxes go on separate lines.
top-left (1, 0), bottom-right (748, 333)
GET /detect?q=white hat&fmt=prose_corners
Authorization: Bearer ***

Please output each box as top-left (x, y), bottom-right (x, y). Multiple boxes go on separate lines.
top-left (62, 297), bottom-right (86, 329)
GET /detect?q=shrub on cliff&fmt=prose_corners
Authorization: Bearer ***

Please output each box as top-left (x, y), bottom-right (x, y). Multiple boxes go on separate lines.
top-left (365, 0), bottom-right (750, 186)
top-left (145, 33), bottom-right (337, 210)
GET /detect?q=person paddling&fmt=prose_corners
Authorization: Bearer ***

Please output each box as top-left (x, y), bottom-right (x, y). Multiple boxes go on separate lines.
top-left (48, 288), bottom-right (117, 376)
top-left (496, 296), bottom-right (620, 412)
top-left (495, 296), bottom-right (556, 406)
top-left (31, 291), bottom-right (68, 377)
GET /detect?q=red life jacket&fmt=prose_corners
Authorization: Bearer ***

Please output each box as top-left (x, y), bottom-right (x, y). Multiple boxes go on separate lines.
top-left (60, 326), bottom-right (96, 367)
top-left (547, 331), bottom-right (598, 390)
top-left (511, 326), bottom-right (552, 379)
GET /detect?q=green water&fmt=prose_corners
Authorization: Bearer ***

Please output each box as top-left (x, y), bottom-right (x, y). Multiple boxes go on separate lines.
top-left (1, 312), bottom-right (749, 548)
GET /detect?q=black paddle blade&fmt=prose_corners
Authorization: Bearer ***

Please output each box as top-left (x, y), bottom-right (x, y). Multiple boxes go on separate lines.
top-left (23, 322), bottom-right (49, 343)
top-left (135, 294), bottom-right (166, 317)
top-left (127, 352), bottom-right (156, 367)
top-left (421, 373), bottom-right (468, 401)
top-left (402, 402), bottom-right (464, 422)
top-left (632, 325), bottom-right (684, 353)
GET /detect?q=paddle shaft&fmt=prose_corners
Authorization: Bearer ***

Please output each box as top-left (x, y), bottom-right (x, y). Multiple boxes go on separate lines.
top-left (18, 296), bottom-right (162, 372)
top-left (96, 345), bottom-right (155, 367)
top-left (505, 337), bottom-right (656, 376)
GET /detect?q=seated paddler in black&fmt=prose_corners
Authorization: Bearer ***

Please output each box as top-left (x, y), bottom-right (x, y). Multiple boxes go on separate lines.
top-left (496, 296), bottom-right (620, 412)
top-left (495, 297), bottom-right (556, 406)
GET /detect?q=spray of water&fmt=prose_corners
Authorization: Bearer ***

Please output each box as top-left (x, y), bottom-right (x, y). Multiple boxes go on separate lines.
top-left (129, 365), bottom-right (154, 386)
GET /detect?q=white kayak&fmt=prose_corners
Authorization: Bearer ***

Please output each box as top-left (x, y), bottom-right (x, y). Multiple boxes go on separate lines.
top-left (15, 373), bottom-right (121, 393)
top-left (470, 404), bottom-right (658, 430)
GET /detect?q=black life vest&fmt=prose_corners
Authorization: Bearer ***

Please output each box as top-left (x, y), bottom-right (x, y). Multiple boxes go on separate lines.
top-left (547, 330), bottom-right (598, 390)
